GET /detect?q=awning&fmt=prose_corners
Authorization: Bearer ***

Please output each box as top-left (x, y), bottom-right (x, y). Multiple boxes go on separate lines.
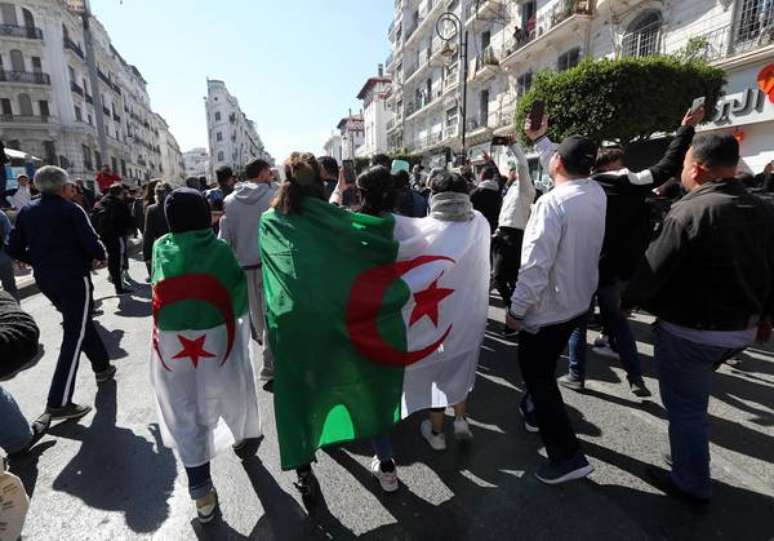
top-left (4, 148), bottom-right (41, 161)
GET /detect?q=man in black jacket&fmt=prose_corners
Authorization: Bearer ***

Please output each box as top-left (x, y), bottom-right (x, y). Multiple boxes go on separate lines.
top-left (142, 181), bottom-right (172, 281)
top-left (8, 166), bottom-right (115, 421)
top-left (626, 134), bottom-right (774, 503)
top-left (96, 183), bottom-right (135, 294)
top-left (531, 107), bottom-right (704, 397)
top-left (470, 164), bottom-right (502, 233)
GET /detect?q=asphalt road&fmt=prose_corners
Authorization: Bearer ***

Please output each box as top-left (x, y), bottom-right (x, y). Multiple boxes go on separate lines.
top-left (4, 253), bottom-right (774, 540)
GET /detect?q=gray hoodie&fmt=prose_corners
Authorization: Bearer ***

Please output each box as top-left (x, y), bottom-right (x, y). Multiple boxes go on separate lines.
top-left (218, 181), bottom-right (276, 268)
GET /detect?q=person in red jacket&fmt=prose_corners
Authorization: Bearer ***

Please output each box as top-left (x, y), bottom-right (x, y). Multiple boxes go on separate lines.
top-left (95, 165), bottom-right (121, 194)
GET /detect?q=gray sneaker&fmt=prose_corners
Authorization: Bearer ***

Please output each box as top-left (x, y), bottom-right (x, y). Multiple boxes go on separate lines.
top-left (46, 403), bottom-right (92, 422)
top-left (535, 452), bottom-right (594, 485)
top-left (559, 373), bottom-right (585, 392)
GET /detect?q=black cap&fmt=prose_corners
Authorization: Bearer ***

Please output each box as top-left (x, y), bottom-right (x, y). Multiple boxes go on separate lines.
top-left (164, 187), bottom-right (211, 234)
top-left (557, 135), bottom-right (598, 176)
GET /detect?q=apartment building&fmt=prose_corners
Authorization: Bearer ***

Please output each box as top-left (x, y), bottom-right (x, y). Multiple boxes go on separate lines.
top-left (338, 113), bottom-right (365, 160)
top-left (205, 78), bottom-right (273, 180)
top-left (323, 133), bottom-right (343, 162)
top-left (0, 0), bottom-right (171, 188)
top-left (356, 64), bottom-right (393, 158)
top-left (157, 114), bottom-right (185, 185)
top-left (182, 147), bottom-right (209, 179)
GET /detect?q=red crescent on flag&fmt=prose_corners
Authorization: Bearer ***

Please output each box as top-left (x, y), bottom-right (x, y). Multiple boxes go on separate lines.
top-left (347, 255), bottom-right (455, 367)
top-left (152, 274), bottom-right (236, 368)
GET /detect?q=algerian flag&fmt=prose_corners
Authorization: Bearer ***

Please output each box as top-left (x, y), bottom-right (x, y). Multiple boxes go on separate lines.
top-left (150, 229), bottom-right (262, 467)
top-left (260, 198), bottom-right (490, 470)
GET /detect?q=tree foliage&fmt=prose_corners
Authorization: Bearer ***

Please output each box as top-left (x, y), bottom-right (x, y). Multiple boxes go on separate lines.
top-left (514, 55), bottom-right (726, 146)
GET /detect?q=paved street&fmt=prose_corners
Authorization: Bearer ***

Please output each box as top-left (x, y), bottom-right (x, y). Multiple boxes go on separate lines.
top-left (5, 253), bottom-right (774, 541)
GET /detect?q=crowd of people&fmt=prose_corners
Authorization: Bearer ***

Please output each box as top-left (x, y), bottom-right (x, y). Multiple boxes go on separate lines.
top-left (1, 102), bottom-right (774, 530)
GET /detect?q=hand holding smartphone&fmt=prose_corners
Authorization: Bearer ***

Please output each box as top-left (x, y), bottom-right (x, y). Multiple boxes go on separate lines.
top-left (529, 100), bottom-right (545, 131)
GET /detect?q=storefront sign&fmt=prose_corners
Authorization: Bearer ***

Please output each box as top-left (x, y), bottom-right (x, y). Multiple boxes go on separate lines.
top-left (704, 62), bottom-right (774, 130)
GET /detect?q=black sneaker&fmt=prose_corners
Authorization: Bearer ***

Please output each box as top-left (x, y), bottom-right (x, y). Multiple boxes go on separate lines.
top-left (8, 415), bottom-right (50, 458)
top-left (535, 452), bottom-right (594, 485)
top-left (645, 466), bottom-right (710, 506)
top-left (294, 470), bottom-right (319, 504)
top-left (46, 403), bottom-right (92, 421)
top-left (518, 395), bottom-right (539, 433)
top-left (559, 373), bottom-right (585, 392)
top-left (629, 378), bottom-right (652, 398)
top-left (95, 365), bottom-right (116, 383)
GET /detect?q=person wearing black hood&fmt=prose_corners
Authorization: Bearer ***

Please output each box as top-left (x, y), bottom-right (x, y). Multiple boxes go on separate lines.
top-left (470, 164), bottom-right (503, 233)
top-left (94, 183), bottom-right (135, 294)
top-left (142, 181), bottom-right (173, 281)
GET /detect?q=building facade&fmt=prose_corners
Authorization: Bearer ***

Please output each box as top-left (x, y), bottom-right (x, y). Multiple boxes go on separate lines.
top-left (322, 133), bottom-right (343, 162)
top-left (157, 114), bottom-right (184, 185)
top-left (338, 113), bottom-right (365, 160)
top-left (182, 147), bottom-right (209, 179)
top-left (356, 65), bottom-right (393, 158)
top-left (0, 0), bottom-right (173, 190)
top-left (384, 0), bottom-right (774, 173)
top-left (204, 78), bottom-right (272, 180)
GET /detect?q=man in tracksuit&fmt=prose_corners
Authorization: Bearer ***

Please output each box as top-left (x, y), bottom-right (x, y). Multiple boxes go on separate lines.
top-left (96, 183), bottom-right (135, 295)
top-left (8, 166), bottom-right (115, 421)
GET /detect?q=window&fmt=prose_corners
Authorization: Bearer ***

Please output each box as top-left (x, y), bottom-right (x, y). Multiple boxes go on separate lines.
top-left (21, 7), bottom-right (34, 29)
top-left (216, 131), bottom-right (223, 142)
top-left (622, 11), bottom-right (662, 57)
top-left (95, 150), bottom-right (101, 169)
top-left (82, 145), bottom-right (93, 171)
top-left (38, 100), bottom-right (49, 118)
top-left (217, 151), bottom-right (224, 161)
top-left (43, 141), bottom-right (56, 164)
top-left (517, 71), bottom-right (533, 97)
top-left (426, 78), bottom-right (432, 103)
top-left (481, 30), bottom-right (491, 50)
top-left (558, 47), bottom-right (581, 71)
top-left (74, 106), bottom-right (82, 121)
top-left (88, 114), bottom-right (92, 125)
top-left (18, 94), bottom-right (32, 116)
top-left (479, 89), bottom-right (490, 126)
top-left (31, 56), bottom-right (41, 72)
top-left (10, 49), bottom-right (24, 72)
top-left (521, 1), bottom-right (537, 35)
top-left (214, 111), bottom-right (221, 121)
top-left (0, 3), bottom-right (18, 26)
top-left (68, 66), bottom-right (75, 82)
top-left (120, 159), bottom-right (127, 177)
top-left (1, 98), bottom-right (11, 117)
top-left (111, 157), bottom-right (118, 172)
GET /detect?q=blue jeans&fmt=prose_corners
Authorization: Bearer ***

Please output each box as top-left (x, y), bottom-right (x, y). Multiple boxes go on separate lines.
top-left (568, 281), bottom-right (643, 382)
top-left (654, 325), bottom-right (736, 499)
top-left (0, 385), bottom-right (32, 454)
top-left (0, 251), bottom-right (19, 302)
top-left (184, 462), bottom-right (213, 500)
top-left (371, 434), bottom-right (393, 463)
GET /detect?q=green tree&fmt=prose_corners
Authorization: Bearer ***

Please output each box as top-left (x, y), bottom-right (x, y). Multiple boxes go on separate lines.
top-left (514, 55), bottom-right (726, 146)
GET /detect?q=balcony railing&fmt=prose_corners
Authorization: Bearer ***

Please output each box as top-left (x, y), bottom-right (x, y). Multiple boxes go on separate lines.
top-left (85, 93), bottom-right (94, 104)
top-left (64, 37), bottom-right (84, 59)
top-left (71, 81), bottom-right (84, 96)
top-left (550, 0), bottom-right (592, 28)
top-left (0, 24), bottom-right (43, 40)
top-left (473, 45), bottom-right (499, 73)
top-left (0, 114), bottom-right (50, 123)
top-left (113, 113), bottom-right (121, 123)
top-left (0, 70), bottom-right (51, 85)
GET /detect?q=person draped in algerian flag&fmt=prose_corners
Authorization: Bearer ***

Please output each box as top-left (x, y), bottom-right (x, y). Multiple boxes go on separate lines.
top-left (150, 188), bottom-right (261, 524)
top-left (261, 153), bottom-right (490, 502)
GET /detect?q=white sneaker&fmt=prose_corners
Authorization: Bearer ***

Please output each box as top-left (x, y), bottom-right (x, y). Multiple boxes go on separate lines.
top-left (370, 456), bottom-right (399, 493)
top-left (453, 417), bottom-right (473, 442)
top-left (420, 419), bottom-right (447, 451)
top-left (195, 488), bottom-right (218, 524)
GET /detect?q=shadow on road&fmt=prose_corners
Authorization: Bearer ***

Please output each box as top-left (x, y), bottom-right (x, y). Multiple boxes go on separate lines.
top-left (94, 320), bottom-right (128, 360)
top-left (9, 440), bottom-right (57, 499)
top-left (48, 380), bottom-right (176, 534)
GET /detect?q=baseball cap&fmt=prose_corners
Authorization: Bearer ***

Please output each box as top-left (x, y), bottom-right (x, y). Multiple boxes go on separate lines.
top-left (557, 135), bottom-right (597, 176)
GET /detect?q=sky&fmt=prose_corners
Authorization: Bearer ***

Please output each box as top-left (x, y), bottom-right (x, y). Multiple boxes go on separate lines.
top-left (90, 0), bottom-right (394, 161)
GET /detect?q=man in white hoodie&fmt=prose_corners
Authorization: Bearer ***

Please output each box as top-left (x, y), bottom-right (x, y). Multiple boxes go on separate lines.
top-left (506, 125), bottom-right (606, 485)
top-left (219, 158), bottom-right (277, 381)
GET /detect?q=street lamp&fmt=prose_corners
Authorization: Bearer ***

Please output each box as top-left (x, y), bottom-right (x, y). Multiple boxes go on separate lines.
top-left (435, 11), bottom-right (469, 164)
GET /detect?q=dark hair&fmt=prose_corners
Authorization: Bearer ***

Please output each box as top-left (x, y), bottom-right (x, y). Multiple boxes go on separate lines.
top-left (430, 171), bottom-right (470, 195)
top-left (356, 166), bottom-right (397, 216)
top-left (108, 183), bottom-right (124, 196)
top-left (216, 166), bottom-right (233, 184)
top-left (273, 152), bottom-right (325, 215)
top-left (392, 170), bottom-right (410, 189)
top-left (692, 134), bottom-right (739, 169)
top-left (244, 159), bottom-right (270, 180)
top-left (595, 147), bottom-right (625, 172)
top-left (143, 179), bottom-right (159, 207)
top-left (736, 172), bottom-right (757, 188)
top-left (480, 165), bottom-right (498, 181)
top-left (371, 153), bottom-right (391, 169)
top-left (318, 156), bottom-right (339, 178)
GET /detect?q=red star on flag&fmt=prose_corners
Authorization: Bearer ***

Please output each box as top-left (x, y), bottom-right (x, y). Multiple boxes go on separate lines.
top-left (410, 277), bottom-right (455, 327)
top-left (172, 334), bottom-right (216, 369)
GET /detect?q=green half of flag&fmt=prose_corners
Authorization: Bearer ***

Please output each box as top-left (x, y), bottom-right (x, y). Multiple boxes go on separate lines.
top-left (152, 229), bottom-right (248, 332)
top-left (261, 198), bottom-right (409, 470)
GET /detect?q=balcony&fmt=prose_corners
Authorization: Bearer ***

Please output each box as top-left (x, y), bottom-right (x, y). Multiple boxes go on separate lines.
top-left (0, 24), bottom-right (43, 40)
top-left (0, 70), bottom-right (51, 85)
top-left (465, 0), bottom-right (504, 27)
top-left (64, 37), bottom-right (85, 59)
top-left (71, 81), bottom-right (84, 96)
top-left (470, 45), bottom-right (500, 82)
top-left (0, 114), bottom-right (51, 124)
top-left (85, 93), bottom-right (93, 105)
top-left (403, 0), bottom-right (443, 48)
top-left (500, 0), bottom-right (592, 72)
top-left (113, 113), bottom-right (121, 123)
top-left (103, 106), bottom-right (111, 117)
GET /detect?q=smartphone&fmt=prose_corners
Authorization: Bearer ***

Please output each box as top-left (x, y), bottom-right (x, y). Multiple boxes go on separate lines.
top-left (690, 96), bottom-right (706, 114)
top-left (342, 160), bottom-right (356, 184)
top-left (491, 135), bottom-right (511, 147)
top-left (529, 100), bottom-right (545, 131)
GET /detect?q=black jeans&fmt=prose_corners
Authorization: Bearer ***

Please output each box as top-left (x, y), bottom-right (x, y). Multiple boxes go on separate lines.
top-left (492, 227), bottom-right (524, 307)
top-left (104, 237), bottom-right (125, 288)
top-left (36, 272), bottom-right (110, 409)
top-left (519, 315), bottom-right (585, 463)
top-left (184, 462), bottom-right (212, 500)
